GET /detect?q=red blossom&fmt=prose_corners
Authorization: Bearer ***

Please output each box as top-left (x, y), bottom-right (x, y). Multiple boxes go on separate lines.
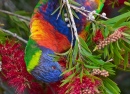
top-left (57, 76), bottom-right (101, 94)
top-left (93, 30), bottom-right (104, 44)
top-left (118, 0), bottom-right (127, 4)
top-left (0, 41), bottom-right (44, 94)
top-left (105, 0), bottom-right (127, 7)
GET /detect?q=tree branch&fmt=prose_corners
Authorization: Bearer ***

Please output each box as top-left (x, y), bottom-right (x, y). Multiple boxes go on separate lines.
top-left (0, 28), bottom-right (27, 44)
top-left (69, 4), bottom-right (109, 20)
top-left (65, 0), bottom-right (81, 50)
top-left (0, 9), bottom-right (30, 21)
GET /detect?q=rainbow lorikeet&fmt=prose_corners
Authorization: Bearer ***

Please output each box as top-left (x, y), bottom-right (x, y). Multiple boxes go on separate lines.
top-left (25, 0), bottom-right (105, 83)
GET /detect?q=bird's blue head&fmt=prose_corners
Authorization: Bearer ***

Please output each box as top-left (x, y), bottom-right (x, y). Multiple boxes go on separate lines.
top-left (31, 47), bottom-right (63, 83)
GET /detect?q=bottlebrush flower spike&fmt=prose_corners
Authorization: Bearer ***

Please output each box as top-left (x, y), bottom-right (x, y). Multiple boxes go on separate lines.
top-left (106, 0), bottom-right (127, 6)
top-left (57, 76), bottom-right (101, 94)
top-left (96, 26), bottom-right (129, 50)
top-left (93, 30), bottom-right (104, 44)
top-left (0, 41), bottom-right (44, 94)
top-left (118, 0), bottom-right (127, 4)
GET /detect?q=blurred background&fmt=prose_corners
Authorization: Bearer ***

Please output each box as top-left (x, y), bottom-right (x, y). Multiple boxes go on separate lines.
top-left (0, 0), bottom-right (130, 94)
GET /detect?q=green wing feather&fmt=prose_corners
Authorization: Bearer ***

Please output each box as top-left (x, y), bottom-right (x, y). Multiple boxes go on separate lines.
top-left (24, 39), bottom-right (42, 72)
top-left (25, 0), bottom-right (49, 71)
top-left (33, 0), bottom-right (48, 13)
top-left (96, 0), bottom-right (105, 13)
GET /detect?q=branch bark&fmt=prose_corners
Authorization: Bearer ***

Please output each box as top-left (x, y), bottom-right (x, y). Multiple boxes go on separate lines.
top-left (0, 9), bottom-right (30, 21)
top-left (0, 28), bottom-right (27, 44)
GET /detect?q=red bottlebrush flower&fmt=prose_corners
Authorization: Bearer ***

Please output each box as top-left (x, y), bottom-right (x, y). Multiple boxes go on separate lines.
top-left (105, 0), bottom-right (127, 7)
top-left (58, 57), bottom-right (72, 78)
top-left (93, 30), bottom-right (104, 44)
top-left (0, 41), bottom-right (44, 94)
top-left (57, 76), bottom-right (101, 94)
top-left (118, 0), bottom-right (127, 4)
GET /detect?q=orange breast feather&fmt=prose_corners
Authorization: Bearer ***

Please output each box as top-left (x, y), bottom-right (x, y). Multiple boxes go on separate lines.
top-left (30, 13), bottom-right (70, 53)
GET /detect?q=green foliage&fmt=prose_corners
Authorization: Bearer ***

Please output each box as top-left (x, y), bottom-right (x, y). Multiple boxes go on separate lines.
top-left (102, 78), bottom-right (121, 94)
top-left (51, 1), bottom-right (130, 93)
top-left (1, 0), bottom-right (130, 94)
top-left (25, 39), bottom-right (41, 67)
top-left (0, 31), bottom-right (7, 43)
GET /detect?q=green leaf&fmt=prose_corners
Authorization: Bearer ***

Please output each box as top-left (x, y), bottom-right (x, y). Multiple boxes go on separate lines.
top-left (104, 27), bottom-right (110, 37)
top-left (69, 0), bottom-right (81, 6)
top-left (75, 63), bottom-right (80, 72)
top-left (116, 41), bottom-right (121, 51)
top-left (114, 52), bottom-right (121, 65)
top-left (113, 46), bottom-right (124, 60)
top-left (123, 38), bottom-right (130, 44)
top-left (72, 9), bottom-right (79, 19)
top-left (76, 60), bottom-right (84, 64)
top-left (103, 78), bottom-right (120, 94)
top-left (80, 69), bottom-right (83, 83)
top-left (105, 78), bottom-right (120, 92)
top-left (122, 32), bottom-right (130, 37)
top-left (80, 47), bottom-right (92, 56)
top-left (61, 66), bottom-right (75, 76)
top-left (120, 42), bottom-right (130, 52)
top-left (60, 73), bottom-right (76, 87)
top-left (103, 63), bottom-right (116, 68)
top-left (103, 63), bottom-right (115, 74)
top-left (60, 79), bottom-right (70, 87)
top-left (67, 49), bottom-right (73, 68)
top-left (124, 52), bottom-right (128, 69)
top-left (104, 47), bottom-right (109, 59)
top-left (87, 56), bottom-right (104, 65)
top-left (124, 1), bottom-right (130, 6)
top-left (92, 23), bottom-right (96, 32)
top-left (104, 11), bottom-right (130, 25)
top-left (104, 87), bottom-right (113, 94)
top-left (48, 54), bottom-right (61, 61)
top-left (73, 40), bottom-right (79, 60)
top-left (84, 64), bottom-right (99, 69)
top-left (110, 43), bottom-right (114, 55)
top-left (113, 17), bottom-right (127, 28)
top-left (55, 48), bottom-right (71, 55)
top-left (84, 70), bottom-right (90, 75)
top-left (65, 87), bottom-right (73, 94)
top-left (79, 37), bottom-right (92, 53)
top-left (51, 6), bottom-right (60, 15)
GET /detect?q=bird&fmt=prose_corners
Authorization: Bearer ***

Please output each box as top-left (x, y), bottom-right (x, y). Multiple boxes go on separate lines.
top-left (24, 0), bottom-right (105, 83)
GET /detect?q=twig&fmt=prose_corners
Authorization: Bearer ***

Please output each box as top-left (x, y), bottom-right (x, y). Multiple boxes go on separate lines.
top-left (106, 59), bottom-right (113, 62)
top-left (0, 9), bottom-right (30, 21)
top-left (70, 4), bottom-right (109, 20)
top-left (0, 28), bottom-right (27, 44)
top-left (65, 0), bottom-right (81, 50)
top-left (70, 4), bottom-right (88, 17)
top-left (57, 0), bottom-right (65, 20)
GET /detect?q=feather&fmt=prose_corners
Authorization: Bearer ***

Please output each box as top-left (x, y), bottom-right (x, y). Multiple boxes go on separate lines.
top-left (30, 13), bottom-right (71, 52)
top-left (31, 46), bottom-right (63, 83)
top-left (25, 39), bottom-right (63, 83)
top-left (25, 0), bottom-right (105, 83)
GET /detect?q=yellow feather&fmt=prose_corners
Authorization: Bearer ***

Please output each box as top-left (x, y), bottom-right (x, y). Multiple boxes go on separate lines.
top-left (27, 50), bottom-right (42, 72)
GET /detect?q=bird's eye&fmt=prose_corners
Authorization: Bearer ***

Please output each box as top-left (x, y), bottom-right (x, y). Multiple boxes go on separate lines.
top-left (52, 66), bottom-right (56, 70)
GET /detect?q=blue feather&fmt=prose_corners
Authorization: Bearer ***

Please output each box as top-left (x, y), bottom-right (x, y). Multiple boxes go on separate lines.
top-left (38, 0), bottom-right (91, 42)
top-left (31, 47), bottom-right (63, 83)
top-left (39, 1), bottom-right (72, 42)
